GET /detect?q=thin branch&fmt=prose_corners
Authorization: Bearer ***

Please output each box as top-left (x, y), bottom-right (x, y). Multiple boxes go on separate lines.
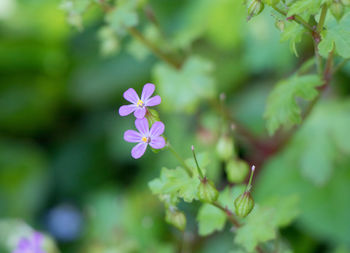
top-left (209, 98), bottom-right (265, 151)
top-left (167, 143), bottom-right (192, 174)
top-left (273, 50), bottom-right (334, 152)
top-left (271, 5), bottom-right (313, 32)
top-left (317, 4), bottom-right (328, 33)
top-left (127, 27), bottom-right (182, 69)
top-left (212, 201), bottom-right (241, 227)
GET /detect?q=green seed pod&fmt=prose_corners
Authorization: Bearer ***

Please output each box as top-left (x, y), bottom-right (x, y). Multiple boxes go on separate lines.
top-left (247, 0), bottom-right (265, 20)
top-left (226, 160), bottom-right (249, 184)
top-left (341, 0), bottom-right (350, 6)
top-left (216, 135), bottom-right (234, 161)
top-left (330, 1), bottom-right (345, 21)
top-left (165, 209), bottom-right (186, 231)
top-left (234, 192), bottom-right (255, 218)
top-left (146, 108), bottom-right (161, 126)
top-left (198, 179), bottom-right (219, 203)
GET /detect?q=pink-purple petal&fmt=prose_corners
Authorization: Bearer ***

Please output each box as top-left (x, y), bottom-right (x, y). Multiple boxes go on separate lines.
top-left (33, 232), bottom-right (42, 246)
top-left (135, 118), bottom-right (149, 135)
top-left (17, 238), bottom-right (30, 250)
top-left (123, 88), bottom-right (139, 104)
top-left (131, 142), bottom-right (148, 159)
top-left (134, 107), bottom-right (146, 119)
top-left (145, 95), bottom-right (161, 107)
top-left (119, 105), bottom-right (136, 116)
top-left (141, 83), bottom-right (155, 101)
top-left (124, 130), bottom-right (142, 143)
top-left (149, 121), bottom-right (165, 137)
top-left (150, 136), bottom-right (166, 149)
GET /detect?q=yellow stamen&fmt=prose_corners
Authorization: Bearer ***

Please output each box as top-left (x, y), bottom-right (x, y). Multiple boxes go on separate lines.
top-left (137, 100), bottom-right (144, 107)
top-left (142, 137), bottom-right (148, 143)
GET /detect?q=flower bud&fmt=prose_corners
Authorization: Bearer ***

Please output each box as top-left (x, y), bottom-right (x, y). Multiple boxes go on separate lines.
top-left (247, 0), bottom-right (265, 20)
top-left (165, 209), bottom-right (186, 231)
top-left (330, 1), bottom-right (344, 21)
top-left (234, 165), bottom-right (256, 218)
top-left (216, 135), bottom-right (234, 161)
top-left (198, 178), bottom-right (219, 203)
top-left (146, 108), bottom-right (160, 126)
top-left (234, 192), bottom-right (255, 218)
top-left (226, 160), bottom-right (249, 184)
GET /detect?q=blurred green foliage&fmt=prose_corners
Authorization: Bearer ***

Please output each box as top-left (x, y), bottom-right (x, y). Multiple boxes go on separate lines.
top-left (1, 0), bottom-right (350, 252)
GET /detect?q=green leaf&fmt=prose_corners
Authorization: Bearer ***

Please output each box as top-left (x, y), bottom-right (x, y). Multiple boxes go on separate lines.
top-left (106, 2), bottom-right (138, 35)
top-left (98, 26), bottom-right (120, 57)
top-left (153, 56), bottom-right (215, 113)
top-left (319, 13), bottom-right (350, 58)
top-left (234, 206), bottom-right (277, 252)
top-left (280, 22), bottom-right (305, 57)
top-left (264, 74), bottom-right (323, 135)
top-left (296, 100), bottom-right (350, 185)
top-left (256, 101), bottom-right (350, 245)
top-left (148, 167), bottom-right (200, 202)
top-left (60, 0), bottom-right (93, 29)
top-left (196, 186), bottom-right (245, 236)
top-left (262, 195), bottom-right (300, 227)
top-left (287, 0), bottom-right (322, 19)
top-left (197, 203), bottom-right (227, 236)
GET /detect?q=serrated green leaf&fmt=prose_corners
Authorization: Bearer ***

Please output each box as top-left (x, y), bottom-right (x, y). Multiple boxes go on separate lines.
top-left (235, 194), bottom-right (299, 252)
top-left (148, 167), bottom-right (200, 202)
top-left (264, 74), bottom-right (323, 135)
top-left (235, 206), bottom-right (277, 252)
top-left (106, 2), bottom-right (138, 35)
top-left (153, 56), bottom-right (215, 113)
top-left (256, 101), bottom-right (350, 246)
top-left (319, 13), bottom-right (350, 58)
top-left (196, 185), bottom-right (245, 236)
top-left (287, 0), bottom-right (322, 18)
top-left (280, 22), bottom-right (305, 56)
top-left (197, 203), bottom-right (227, 236)
top-left (295, 100), bottom-right (350, 185)
top-left (262, 195), bottom-right (300, 227)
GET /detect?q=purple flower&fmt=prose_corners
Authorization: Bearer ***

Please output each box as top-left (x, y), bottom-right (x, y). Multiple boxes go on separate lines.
top-left (119, 83), bottom-right (161, 119)
top-left (13, 232), bottom-right (45, 253)
top-left (124, 118), bottom-right (166, 159)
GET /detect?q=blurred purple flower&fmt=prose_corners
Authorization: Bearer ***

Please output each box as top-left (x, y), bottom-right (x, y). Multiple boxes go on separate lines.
top-left (124, 118), bottom-right (166, 159)
top-left (13, 232), bottom-right (45, 253)
top-left (119, 83), bottom-right (161, 119)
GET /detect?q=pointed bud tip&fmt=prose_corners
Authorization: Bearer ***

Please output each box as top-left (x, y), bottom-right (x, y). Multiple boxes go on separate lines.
top-left (191, 145), bottom-right (194, 151)
top-left (251, 165), bottom-right (255, 172)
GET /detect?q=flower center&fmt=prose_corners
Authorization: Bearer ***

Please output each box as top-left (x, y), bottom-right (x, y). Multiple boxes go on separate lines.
top-left (137, 100), bottom-right (144, 107)
top-left (142, 137), bottom-right (148, 143)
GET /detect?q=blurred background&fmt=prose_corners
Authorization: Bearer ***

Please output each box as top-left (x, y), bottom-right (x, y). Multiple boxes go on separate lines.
top-left (0, 0), bottom-right (350, 252)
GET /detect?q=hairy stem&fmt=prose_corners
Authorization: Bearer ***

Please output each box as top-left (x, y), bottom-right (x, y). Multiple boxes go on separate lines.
top-left (317, 4), bottom-right (328, 33)
top-left (191, 146), bottom-right (204, 179)
top-left (209, 98), bottom-right (265, 151)
top-left (167, 143), bottom-right (192, 174)
top-left (212, 201), bottom-right (241, 227)
top-left (271, 5), bottom-right (313, 32)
